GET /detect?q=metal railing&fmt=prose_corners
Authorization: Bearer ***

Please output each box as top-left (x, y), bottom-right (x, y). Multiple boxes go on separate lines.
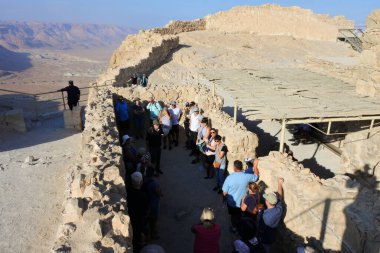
top-left (0, 79), bottom-right (115, 120)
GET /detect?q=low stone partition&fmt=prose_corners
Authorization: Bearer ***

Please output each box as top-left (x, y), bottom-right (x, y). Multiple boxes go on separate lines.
top-left (259, 151), bottom-right (379, 253)
top-left (52, 85), bottom-right (132, 253)
top-left (0, 108), bottom-right (26, 132)
top-left (340, 126), bottom-right (380, 186)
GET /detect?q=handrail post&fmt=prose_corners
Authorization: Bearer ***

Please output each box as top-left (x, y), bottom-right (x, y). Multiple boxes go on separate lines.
top-left (61, 91), bottom-right (66, 110)
top-left (279, 119), bottom-right (287, 152)
top-left (213, 82), bottom-right (216, 97)
top-left (33, 94), bottom-right (38, 120)
top-left (234, 102), bottom-right (238, 125)
top-left (368, 119), bottom-right (375, 139)
top-left (327, 121), bottom-right (332, 135)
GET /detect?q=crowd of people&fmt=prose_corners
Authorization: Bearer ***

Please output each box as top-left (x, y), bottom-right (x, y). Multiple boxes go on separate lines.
top-left (114, 95), bottom-right (286, 253)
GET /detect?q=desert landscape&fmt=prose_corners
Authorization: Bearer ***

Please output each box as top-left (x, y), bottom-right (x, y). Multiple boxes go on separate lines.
top-left (1, 4), bottom-right (380, 253)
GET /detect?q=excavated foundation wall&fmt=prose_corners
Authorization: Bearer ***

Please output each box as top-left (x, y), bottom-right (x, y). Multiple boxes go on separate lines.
top-left (53, 7), bottom-right (379, 253)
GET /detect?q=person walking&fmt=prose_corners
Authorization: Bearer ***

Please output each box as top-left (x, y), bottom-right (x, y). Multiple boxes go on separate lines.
top-left (132, 98), bottom-right (145, 139)
top-left (212, 135), bottom-right (228, 194)
top-left (58, 80), bottom-right (80, 110)
top-left (115, 96), bottom-right (130, 136)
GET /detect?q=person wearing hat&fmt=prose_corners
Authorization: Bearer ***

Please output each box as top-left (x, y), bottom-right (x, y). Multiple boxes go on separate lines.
top-left (191, 207), bottom-right (221, 253)
top-left (146, 119), bottom-right (164, 176)
top-left (127, 171), bottom-right (149, 253)
top-left (244, 158), bottom-right (260, 176)
top-left (121, 134), bottom-right (138, 176)
top-left (58, 80), bottom-right (80, 110)
top-left (132, 97), bottom-right (145, 139)
top-left (258, 177), bottom-right (284, 253)
top-left (168, 100), bottom-right (182, 147)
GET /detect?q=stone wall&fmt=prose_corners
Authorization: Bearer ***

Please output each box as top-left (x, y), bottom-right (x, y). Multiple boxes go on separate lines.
top-left (356, 10), bottom-right (380, 97)
top-left (114, 85), bottom-right (259, 171)
top-left (101, 31), bottom-right (179, 86)
top-left (52, 84), bottom-right (132, 253)
top-left (340, 126), bottom-right (380, 185)
top-left (0, 109), bottom-right (26, 132)
top-left (259, 151), bottom-right (379, 253)
top-left (151, 19), bottom-right (206, 35)
top-left (205, 4), bottom-right (354, 41)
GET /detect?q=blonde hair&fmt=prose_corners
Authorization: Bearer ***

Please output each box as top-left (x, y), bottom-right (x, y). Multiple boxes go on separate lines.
top-left (200, 207), bottom-right (215, 229)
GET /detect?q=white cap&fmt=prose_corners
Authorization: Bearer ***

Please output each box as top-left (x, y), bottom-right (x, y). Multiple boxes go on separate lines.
top-left (244, 157), bottom-right (253, 163)
top-left (131, 171), bottom-right (143, 188)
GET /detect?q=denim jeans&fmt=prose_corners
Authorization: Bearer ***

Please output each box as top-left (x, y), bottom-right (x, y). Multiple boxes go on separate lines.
top-left (216, 168), bottom-right (225, 188)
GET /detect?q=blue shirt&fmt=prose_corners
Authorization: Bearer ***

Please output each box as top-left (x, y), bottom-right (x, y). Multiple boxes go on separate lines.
top-left (115, 101), bottom-right (129, 121)
top-left (244, 166), bottom-right (254, 174)
top-left (222, 172), bottom-right (258, 208)
top-left (259, 200), bottom-right (283, 244)
top-left (146, 102), bottom-right (162, 120)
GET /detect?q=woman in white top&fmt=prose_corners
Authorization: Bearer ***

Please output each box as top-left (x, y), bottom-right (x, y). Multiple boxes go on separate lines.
top-left (159, 106), bottom-right (172, 150)
top-left (204, 128), bottom-right (217, 179)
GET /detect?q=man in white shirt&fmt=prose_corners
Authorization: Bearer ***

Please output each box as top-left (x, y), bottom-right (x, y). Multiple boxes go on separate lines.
top-left (189, 107), bottom-right (202, 156)
top-left (168, 101), bottom-right (182, 147)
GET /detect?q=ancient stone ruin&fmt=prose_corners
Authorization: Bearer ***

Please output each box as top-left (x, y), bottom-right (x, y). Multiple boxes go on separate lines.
top-left (52, 5), bottom-right (379, 253)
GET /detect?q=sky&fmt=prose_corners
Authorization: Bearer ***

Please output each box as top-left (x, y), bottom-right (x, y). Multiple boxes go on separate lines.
top-left (1, 0), bottom-right (379, 29)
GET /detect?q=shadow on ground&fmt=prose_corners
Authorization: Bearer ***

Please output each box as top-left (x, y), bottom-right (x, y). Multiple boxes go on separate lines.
top-left (0, 45), bottom-right (32, 72)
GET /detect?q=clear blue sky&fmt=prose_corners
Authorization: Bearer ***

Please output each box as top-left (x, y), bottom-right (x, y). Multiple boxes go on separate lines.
top-left (1, 0), bottom-right (378, 28)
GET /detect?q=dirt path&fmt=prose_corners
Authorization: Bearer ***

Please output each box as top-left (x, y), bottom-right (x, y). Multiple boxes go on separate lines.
top-left (0, 128), bottom-right (81, 253)
top-left (143, 135), bottom-right (236, 253)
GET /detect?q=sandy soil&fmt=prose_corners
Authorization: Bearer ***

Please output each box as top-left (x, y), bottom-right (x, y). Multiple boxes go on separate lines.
top-left (0, 128), bottom-right (81, 253)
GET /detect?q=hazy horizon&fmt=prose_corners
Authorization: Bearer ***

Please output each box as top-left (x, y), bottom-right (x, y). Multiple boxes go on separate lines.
top-left (1, 0), bottom-right (379, 29)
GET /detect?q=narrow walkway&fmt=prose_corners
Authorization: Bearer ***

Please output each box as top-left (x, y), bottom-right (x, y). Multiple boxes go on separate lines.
top-left (149, 135), bottom-right (236, 253)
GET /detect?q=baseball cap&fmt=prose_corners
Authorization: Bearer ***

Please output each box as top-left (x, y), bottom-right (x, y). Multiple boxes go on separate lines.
top-left (153, 119), bottom-right (160, 125)
top-left (170, 101), bottom-right (176, 105)
top-left (193, 107), bottom-right (199, 112)
top-left (244, 157), bottom-right (254, 163)
top-left (263, 192), bottom-right (278, 205)
top-left (121, 134), bottom-right (132, 145)
top-left (131, 171), bottom-right (143, 188)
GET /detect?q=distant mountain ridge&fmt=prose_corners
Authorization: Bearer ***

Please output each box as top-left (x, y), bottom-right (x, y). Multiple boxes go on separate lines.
top-left (0, 21), bottom-right (137, 50)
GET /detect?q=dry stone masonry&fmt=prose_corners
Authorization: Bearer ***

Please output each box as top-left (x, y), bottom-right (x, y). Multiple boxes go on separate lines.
top-left (52, 5), bottom-right (380, 253)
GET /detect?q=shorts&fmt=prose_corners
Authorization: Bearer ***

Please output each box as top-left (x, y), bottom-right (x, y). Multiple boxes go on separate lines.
top-left (205, 155), bottom-right (215, 165)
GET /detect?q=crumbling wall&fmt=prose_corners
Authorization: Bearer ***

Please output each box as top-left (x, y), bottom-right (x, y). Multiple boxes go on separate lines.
top-left (340, 126), bottom-right (380, 184)
top-left (52, 84), bottom-right (132, 253)
top-left (205, 4), bottom-right (354, 41)
top-left (259, 152), bottom-right (380, 253)
top-left (101, 31), bottom-right (179, 86)
top-left (356, 10), bottom-right (380, 97)
top-left (151, 19), bottom-right (206, 35)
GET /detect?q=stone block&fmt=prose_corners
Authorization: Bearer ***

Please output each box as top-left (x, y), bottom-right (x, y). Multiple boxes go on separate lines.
top-left (62, 198), bottom-right (83, 223)
top-left (0, 109), bottom-right (26, 132)
top-left (63, 106), bottom-right (83, 130)
top-left (111, 213), bottom-right (131, 238)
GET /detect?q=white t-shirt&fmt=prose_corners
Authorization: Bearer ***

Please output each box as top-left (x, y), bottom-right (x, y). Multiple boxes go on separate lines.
top-left (169, 107), bottom-right (182, 125)
top-left (190, 112), bottom-right (202, 132)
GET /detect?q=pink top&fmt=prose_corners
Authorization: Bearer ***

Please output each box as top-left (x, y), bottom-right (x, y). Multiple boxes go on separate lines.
top-left (192, 223), bottom-right (221, 253)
